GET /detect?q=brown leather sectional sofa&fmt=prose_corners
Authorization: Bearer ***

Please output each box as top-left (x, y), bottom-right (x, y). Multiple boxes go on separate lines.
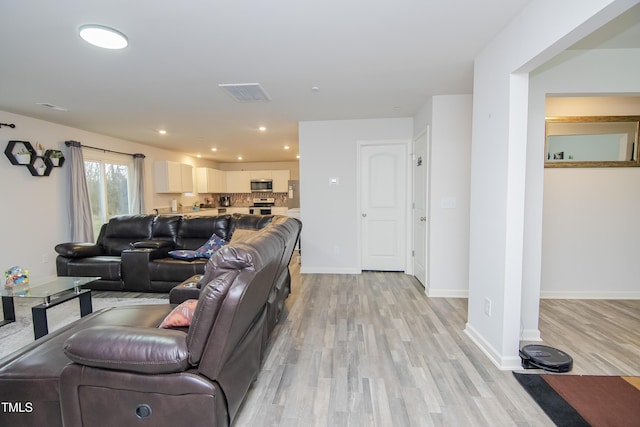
top-left (55, 213), bottom-right (278, 292)
top-left (0, 214), bottom-right (301, 427)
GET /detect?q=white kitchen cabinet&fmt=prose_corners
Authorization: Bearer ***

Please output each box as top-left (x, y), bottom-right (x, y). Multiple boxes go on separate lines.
top-left (227, 207), bottom-right (250, 214)
top-left (271, 207), bottom-right (288, 216)
top-left (198, 168), bottom-right (228, 194)
top-left (154, 161), bottom-right (193, 193)
top-left (226, 171), bottom-right (251, 193)
top-left (214, 169), bottom-right (227, 193)
top-left (197, 168), bottom-right (217, 193)
top-left (272, 170), bottom-right (290, 193)
top-left (250, 170), bottom-right (272, 180)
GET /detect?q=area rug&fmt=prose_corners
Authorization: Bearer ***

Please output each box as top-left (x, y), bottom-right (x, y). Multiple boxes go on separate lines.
top-left (0, 297), bottom-right (167, 359)
top-left (513, 372), bottom-right (640, 427)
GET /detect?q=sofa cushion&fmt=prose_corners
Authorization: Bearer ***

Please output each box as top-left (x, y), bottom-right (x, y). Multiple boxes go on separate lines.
top-left (54, 242), bottom-right (103, 258)
top-left (159, 299), bottom-right (198, 328)
top-left (187, 270), bottom-right (238, 365)
top-left (102, 215), bottom-right (154, 255)
top-left (230, 228), bottom-right (259, 243)
top-left (176, 216), bottom-right (231, 250)
top-left (64, 326), bottom-right (190, 374)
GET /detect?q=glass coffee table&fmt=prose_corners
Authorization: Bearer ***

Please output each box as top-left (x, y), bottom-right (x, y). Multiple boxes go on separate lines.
top-left (1, 276), bottom-right (99, 339)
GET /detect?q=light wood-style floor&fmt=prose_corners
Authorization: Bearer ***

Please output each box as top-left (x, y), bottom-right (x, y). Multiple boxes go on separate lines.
top-left (94, 262), bottom-right (640, 426)
top-left (232, 261), bottom-right (640, 427)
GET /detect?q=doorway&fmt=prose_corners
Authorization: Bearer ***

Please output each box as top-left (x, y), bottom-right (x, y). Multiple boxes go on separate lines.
top-left (358, 141), bottom-right (409, 271)
top-left (413, 129), bottom-right (429, 286)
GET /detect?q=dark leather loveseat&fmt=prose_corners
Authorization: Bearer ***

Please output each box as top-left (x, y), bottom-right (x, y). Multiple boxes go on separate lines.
top-left (0, 215), bottom-right (301, 427)
top-left (55, 213), bottom-right (277, 292)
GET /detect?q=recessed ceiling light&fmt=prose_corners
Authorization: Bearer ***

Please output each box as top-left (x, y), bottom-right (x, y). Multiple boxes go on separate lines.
top-left (258, 126), bottom-right (267, 132)
top-left (196, 154), bottom-right (201, 158)
top-left (211, 147), bottom-right (217, 152)
top-left (296, 155), bottom-right (300, 159)
top-left (284, 145), bottom-right (290, 150)
top-left (79, 25), bottom-right (128, 50)
top-left (158, 129), bottom-right (167, 135)
top-left (237, 156), bottom-right (243, 160)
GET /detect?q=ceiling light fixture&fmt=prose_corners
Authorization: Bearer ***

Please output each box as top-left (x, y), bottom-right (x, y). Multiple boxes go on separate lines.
top-left (237, 156), bottom-right (243, 160)
top-left (211, 147), bottom-right (217, 152)
top-left (79, 24), bottom-right (128, 49)
top-left (284, 145), bottom-right (290, 150)
top-left (158, 129), bottom-right (167, 135)
top-left (258, 126), bottom-right (267, 132)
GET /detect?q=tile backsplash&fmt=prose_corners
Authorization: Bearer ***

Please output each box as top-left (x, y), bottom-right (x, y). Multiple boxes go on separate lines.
top-left (202, 192), bottom-right (288, 207)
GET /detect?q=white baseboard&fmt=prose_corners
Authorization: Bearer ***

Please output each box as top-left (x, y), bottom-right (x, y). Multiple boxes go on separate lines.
top-left (299, 266), bottom-right (361, 274)
top-left (426, 288), bottom-right (469, 298)
top-left (464, 323), bottom-right (522, 371)
top-left (541, 290), bottom-right (640, 300)
top-left (520, 329), bottom-right (542, 342)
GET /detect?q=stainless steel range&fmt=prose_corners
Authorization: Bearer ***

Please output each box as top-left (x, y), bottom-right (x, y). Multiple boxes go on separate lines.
top-left (249, 197), bottom-right (275, 215)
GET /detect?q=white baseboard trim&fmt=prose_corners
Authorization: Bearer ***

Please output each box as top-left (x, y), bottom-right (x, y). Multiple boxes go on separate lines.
top-left (426, 288), bottom-right (469, 298)
top-left (541, 290), bottom-right (640, 300)
top-left (464, 323), bottom-right (522, 371)
top-left (520, 329), bottom-right (542, 342)
top-left (299, 266), bottom-right (362, 274)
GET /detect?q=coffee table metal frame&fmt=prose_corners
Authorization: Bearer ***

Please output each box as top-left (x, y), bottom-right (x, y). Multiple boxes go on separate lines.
top-left (1, 276), bottom-right (99, 339)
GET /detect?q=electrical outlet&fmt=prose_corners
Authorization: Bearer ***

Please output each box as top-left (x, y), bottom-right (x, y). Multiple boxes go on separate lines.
top-left (484, 298), bottom-right (492, 317)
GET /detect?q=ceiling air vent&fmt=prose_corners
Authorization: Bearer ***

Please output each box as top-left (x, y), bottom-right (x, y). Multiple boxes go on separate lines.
top-left (218, 83), bottom-right (271, 102)
top-left (36, 102), bottom-right (68, 111)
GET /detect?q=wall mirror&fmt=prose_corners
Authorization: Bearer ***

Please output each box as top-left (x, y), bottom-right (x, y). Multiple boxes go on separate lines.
top-left (545, 116), bottom-right (640, 168)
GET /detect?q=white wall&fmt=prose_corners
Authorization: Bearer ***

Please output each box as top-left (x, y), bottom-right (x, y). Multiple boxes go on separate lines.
top-left (413, 95), bottom-right (472, 297)
top-left (466, 0), bottom-right (634, 369)
top-left (529, 53), bottom-right (640, 299)
top-left (298, 118), bottom-right (413, 274)
top-left (218, 161), bottom-right (299, 180)
top-left (0, 111), bottom-right (215, 278)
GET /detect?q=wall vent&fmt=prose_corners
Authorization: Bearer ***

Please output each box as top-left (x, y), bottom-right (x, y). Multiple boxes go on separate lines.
top-left (218, 83), bottom-right (271, 102)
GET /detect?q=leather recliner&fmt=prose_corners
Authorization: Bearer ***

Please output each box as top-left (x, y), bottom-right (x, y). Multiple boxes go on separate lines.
top-left (55, 213), bottom-right (278, 292)
top-left (0, 216), bottom-right (302, 427)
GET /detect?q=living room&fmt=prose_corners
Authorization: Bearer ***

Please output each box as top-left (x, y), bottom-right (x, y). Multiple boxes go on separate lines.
top-left (1, 0), bottom-right (640, 425)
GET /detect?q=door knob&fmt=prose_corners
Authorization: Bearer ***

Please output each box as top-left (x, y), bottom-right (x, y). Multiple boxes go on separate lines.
top-left (420, 217), bottom-right (426, 221)
top-left (362, 213), bottom-right (367, 218)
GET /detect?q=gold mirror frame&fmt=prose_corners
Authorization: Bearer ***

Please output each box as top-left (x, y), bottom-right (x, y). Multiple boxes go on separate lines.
top-left (545, 116), bottom-right (640, 168)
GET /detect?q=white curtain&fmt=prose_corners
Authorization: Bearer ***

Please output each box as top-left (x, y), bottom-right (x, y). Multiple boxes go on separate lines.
top-left (130, 153), bottom-right (146, 214)
top-left (66, 140), bottom-right (94, 242)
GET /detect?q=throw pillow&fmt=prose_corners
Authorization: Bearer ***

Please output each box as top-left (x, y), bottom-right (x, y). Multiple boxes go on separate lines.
top-left (195, 233), bottom-right (228, 258)
top-left (159, 299), bottom-right (199, 328)
top-left (168, 250), bottom-right (199, 260)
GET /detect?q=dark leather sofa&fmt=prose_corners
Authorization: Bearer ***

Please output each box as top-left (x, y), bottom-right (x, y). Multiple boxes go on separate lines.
top-left (0, 215), bottom-right (301, 427)
top-left (55, 213), bottom-right (277, 292)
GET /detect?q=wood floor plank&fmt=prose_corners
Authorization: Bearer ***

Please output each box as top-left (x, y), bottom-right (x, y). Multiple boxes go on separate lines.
top-left (233, 265), bottom-right (639, 426)
top-left (96, 260), bottom-right (638, 426)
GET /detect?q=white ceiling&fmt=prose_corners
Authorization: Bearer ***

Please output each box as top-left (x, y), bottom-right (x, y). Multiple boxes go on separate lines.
top-left (1, 1), bottom-right (637, 163)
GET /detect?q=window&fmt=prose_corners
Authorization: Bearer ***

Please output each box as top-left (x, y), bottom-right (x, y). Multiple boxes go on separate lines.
top-left (84, 151), bottom-right (133, 237)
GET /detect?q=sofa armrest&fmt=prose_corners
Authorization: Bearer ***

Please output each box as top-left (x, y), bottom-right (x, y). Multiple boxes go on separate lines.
top-left (132, 240), bottom-right (174, 250)
top-left (64, 325), bottom-right (190, 374)
top-left (55, 242), bottom-right (104, 258)
top-left (121, 247), bottom-right (172, 291)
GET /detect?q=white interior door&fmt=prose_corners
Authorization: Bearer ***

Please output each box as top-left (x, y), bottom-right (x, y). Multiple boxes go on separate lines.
top-left (413, 130), bottom-right (429, 287)
top-left (360, 142), bottom-right (407, 271)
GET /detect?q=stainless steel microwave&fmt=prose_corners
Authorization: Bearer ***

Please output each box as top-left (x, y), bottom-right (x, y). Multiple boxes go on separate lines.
top-left (250, 179), bottom-right (273, 192)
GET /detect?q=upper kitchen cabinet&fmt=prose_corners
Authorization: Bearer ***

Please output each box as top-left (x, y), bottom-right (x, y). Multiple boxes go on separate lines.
top-left (154, 160), bottom-right (194, 193)
top-left (226, 170), bottom-right (251, 193)
top-left (272, 170), bottom-right (290, 192)
top-left (196, 167), bottom-right (227, 194)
